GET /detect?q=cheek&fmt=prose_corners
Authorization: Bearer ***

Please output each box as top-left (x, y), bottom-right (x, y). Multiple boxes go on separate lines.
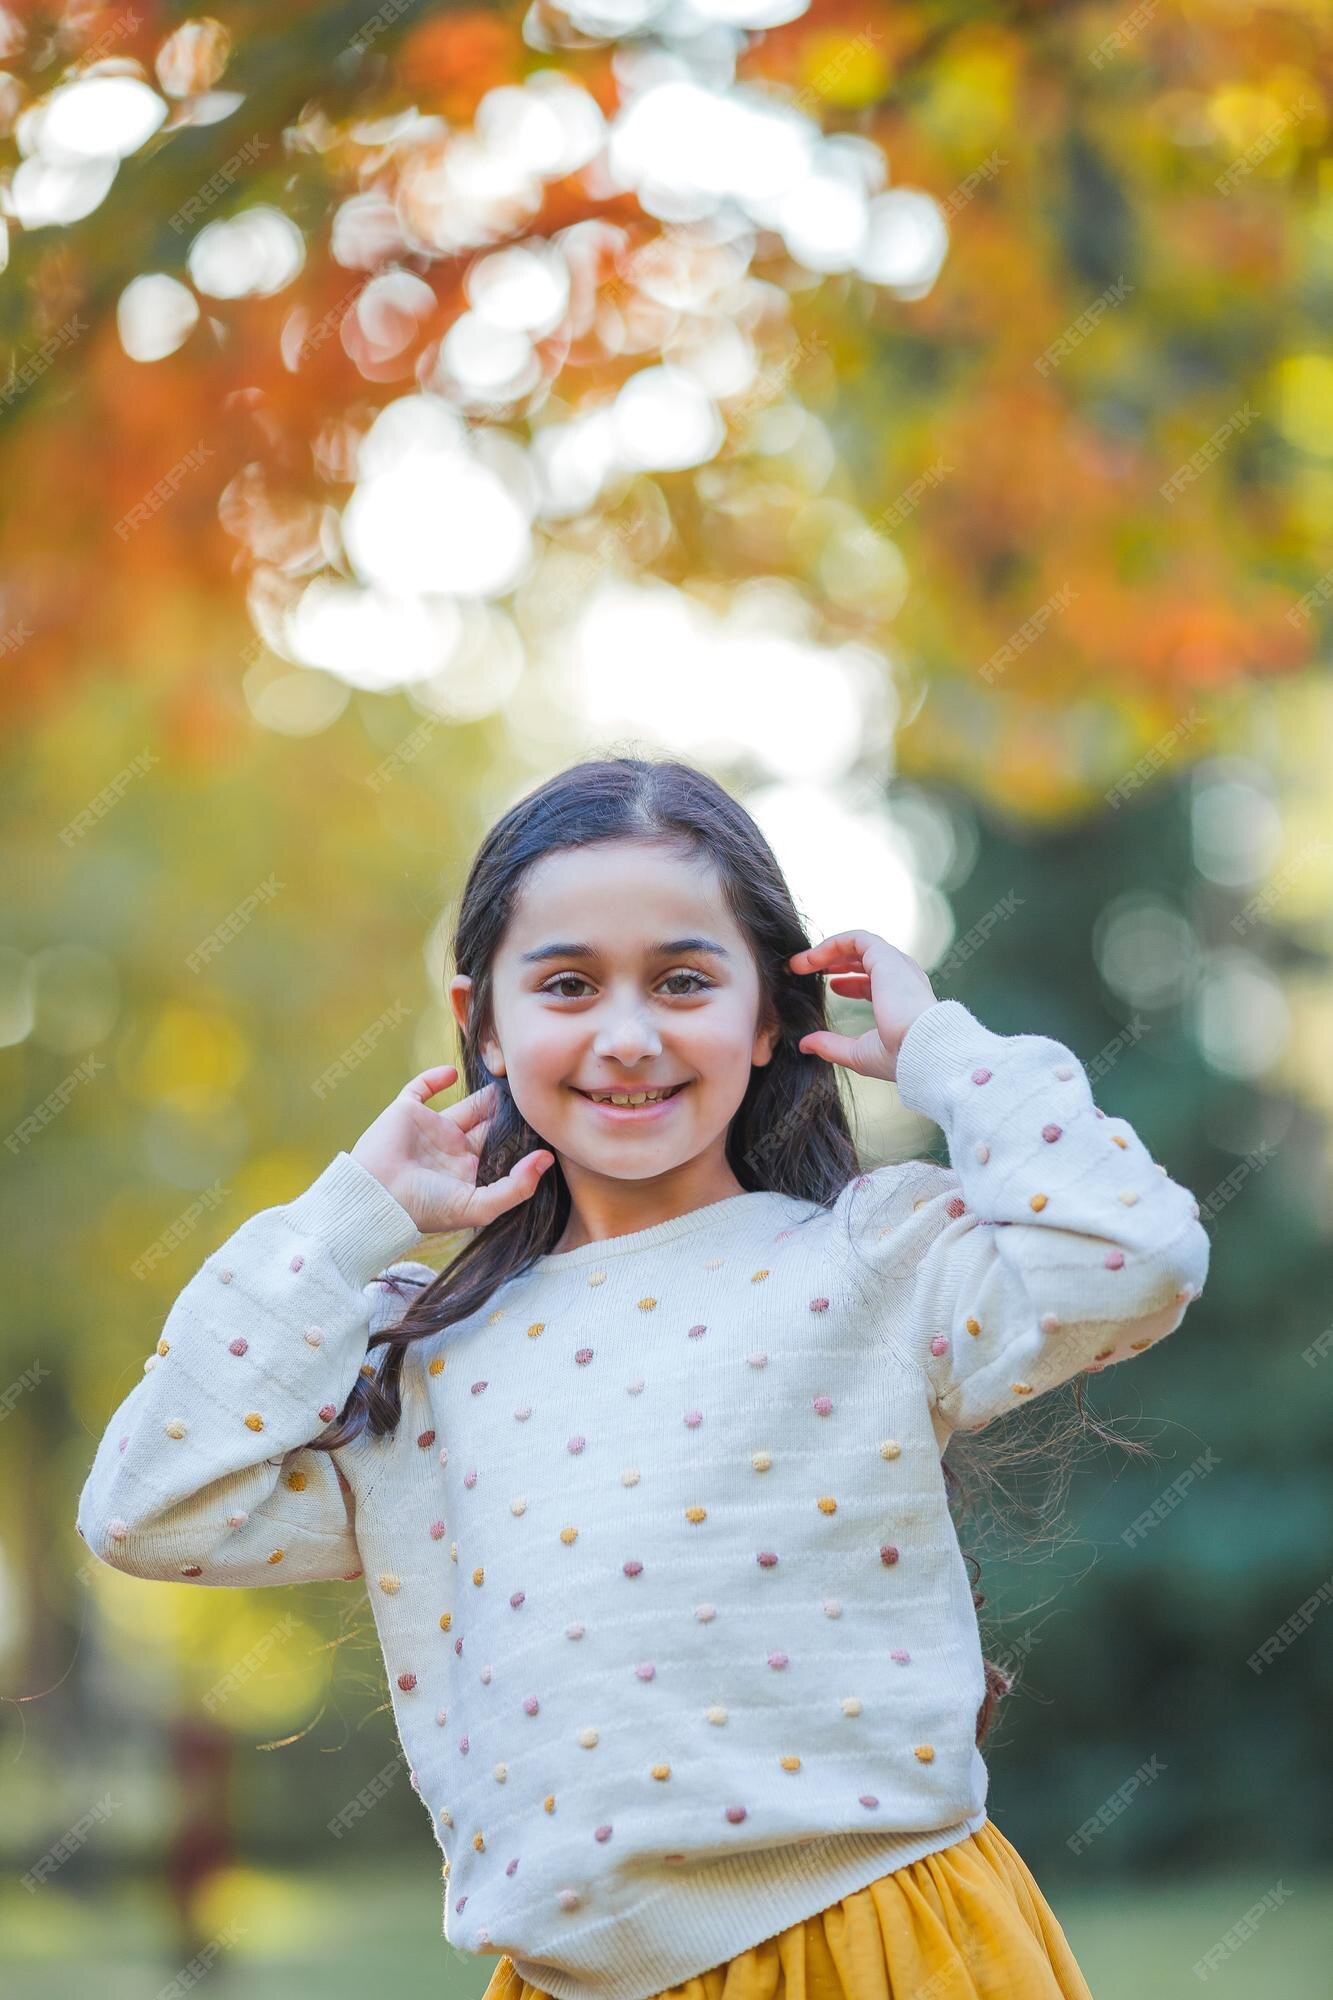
top-left (686, 1011), bottom-right (763, 1077)
top-left (529, 1038), bottom-right (577, 1086)
top-left (502, 1018), bottom-right (572, 1086)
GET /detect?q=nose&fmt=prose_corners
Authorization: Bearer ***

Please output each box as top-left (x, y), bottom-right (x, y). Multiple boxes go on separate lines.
top-left (591, 999), bottom-right (663, 1065)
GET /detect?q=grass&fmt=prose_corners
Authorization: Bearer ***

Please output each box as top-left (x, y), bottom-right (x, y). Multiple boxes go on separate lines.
top-left (3, 1862), bottom-right (1329, 1997)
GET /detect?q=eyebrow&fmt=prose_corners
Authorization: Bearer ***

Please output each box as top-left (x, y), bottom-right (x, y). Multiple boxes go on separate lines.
top-left (518, 936), bottom-right (734, 965)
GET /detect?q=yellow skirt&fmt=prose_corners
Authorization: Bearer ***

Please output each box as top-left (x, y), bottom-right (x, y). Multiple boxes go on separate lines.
top-left (482, 1819), bottom-right (1093, 2000)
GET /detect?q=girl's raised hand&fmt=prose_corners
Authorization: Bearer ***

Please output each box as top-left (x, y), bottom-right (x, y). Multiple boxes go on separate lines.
top-left (350, 1064), bottom-right (554, 1237)
top-left (789, 931), bottom-right (937, 1084)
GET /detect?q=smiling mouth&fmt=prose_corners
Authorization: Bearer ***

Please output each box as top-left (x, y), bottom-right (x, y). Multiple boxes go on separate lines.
top-left (573, 1082), bottom-right (690, 1107)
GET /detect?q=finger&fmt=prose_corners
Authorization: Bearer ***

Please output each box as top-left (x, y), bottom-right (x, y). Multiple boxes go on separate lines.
top-left (462, 1115), bottom-right (492, 1156)
top-left (798, 959), bottom-right (872, 985)
top-left (797, 1029), bottom-right (866, 1065)
top-left (826, 973), bottom-right (872, 995)
top-left (792, 951), bottom-right (868, 978)
top-left (447, 1080), bottom-right (502, 1132)
top-left (463, 1148), bottom-right (554, 1225)
top-left (790, 932), bottom-right (876, 968)
top-left (403, 1064), bottom-right (459, 1104)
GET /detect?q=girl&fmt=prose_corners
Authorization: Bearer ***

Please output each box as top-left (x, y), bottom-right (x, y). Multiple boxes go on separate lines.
top-left (78, 755), bottom-right (1209, 2000)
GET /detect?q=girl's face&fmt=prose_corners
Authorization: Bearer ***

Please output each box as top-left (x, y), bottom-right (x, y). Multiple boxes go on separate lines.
top-left (453, 839), bottom-right (779, 1187)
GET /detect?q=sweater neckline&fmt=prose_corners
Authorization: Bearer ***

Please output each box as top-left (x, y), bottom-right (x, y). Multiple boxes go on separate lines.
top-left (532, 1189), bottom-right (788, 1270)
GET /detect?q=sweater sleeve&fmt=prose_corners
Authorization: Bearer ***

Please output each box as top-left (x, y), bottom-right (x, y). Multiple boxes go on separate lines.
top-left (836, 999), bottom-right (1210, 1438)
top-left (75, 1151), bottom-right (431, 1588)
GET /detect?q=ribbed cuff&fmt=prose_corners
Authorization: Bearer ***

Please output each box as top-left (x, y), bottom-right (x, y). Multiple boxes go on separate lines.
top-left (283, 1150), bottom-right (422, 1289)
top-left (894, 999), bottom-right (1007, 1125)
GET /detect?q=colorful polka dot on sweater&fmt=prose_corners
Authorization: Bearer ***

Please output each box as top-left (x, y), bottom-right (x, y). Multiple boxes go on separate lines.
top-left (75, 1012), bottom-right (1207, 1978)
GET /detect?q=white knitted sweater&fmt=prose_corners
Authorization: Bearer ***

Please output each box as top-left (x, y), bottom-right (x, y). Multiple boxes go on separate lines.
top-left (76, 999), bottom-right (1209, 1999)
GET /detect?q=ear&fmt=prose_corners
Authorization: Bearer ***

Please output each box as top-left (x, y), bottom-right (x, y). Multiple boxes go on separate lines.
top-left (449, 973), bottom-right (505, 1076)
top-left (751, 1009), bottom-right (781, 1069)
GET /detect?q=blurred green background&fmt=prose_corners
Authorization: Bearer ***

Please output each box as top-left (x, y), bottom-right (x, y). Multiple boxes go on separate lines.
top-left (3, 1), bottom-right (1332, 1994)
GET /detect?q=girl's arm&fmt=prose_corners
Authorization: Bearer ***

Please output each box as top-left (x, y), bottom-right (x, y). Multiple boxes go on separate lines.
top-left (75, 1152), bottom-right (428, 1587)
top-left (841, 999), bottom-right (1210, 1436)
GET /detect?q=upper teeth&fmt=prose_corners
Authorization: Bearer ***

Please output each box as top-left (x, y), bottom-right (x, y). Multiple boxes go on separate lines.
top-left (588, 1087), bottom-right (678, 1105)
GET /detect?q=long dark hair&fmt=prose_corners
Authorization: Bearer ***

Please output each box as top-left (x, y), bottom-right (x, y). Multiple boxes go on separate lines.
top-left (311, 754), bottom-right (857, 1452)
top-left (305, 753), bottom-right (1140, 1748)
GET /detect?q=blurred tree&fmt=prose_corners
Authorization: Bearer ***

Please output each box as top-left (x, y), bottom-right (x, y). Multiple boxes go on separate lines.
top-left (0, 0), bottom-right (1324, 816)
